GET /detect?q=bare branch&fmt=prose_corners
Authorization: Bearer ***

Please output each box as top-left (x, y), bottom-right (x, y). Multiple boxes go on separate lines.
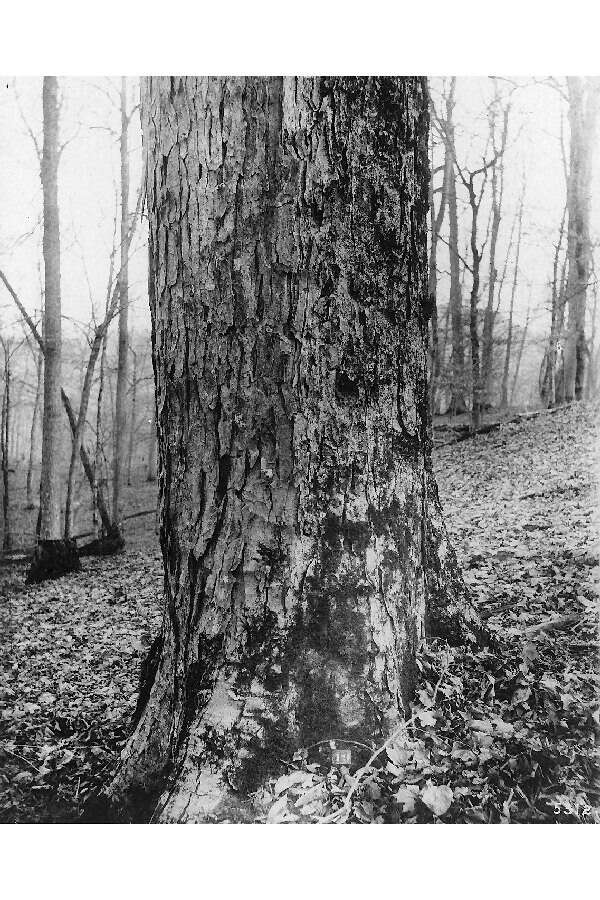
top-left (0, 270), bottom-right (44, 352)
top-left (13, 80), bottom-right (42, 165)
top-left (437, 234), bottom-right (473, 274)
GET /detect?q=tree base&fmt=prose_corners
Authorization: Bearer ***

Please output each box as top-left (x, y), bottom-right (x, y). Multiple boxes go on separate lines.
top-left (78, 526), bottom-right (125, 558)
top-left (79, 787), bottom-right (158, 824)
top-left (26, 539), bottom-right (81, 584)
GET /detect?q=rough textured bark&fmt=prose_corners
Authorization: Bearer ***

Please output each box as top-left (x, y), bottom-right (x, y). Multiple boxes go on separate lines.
top-left (563, 77), bottom-right (598, 401)
top-left (28, 77), bottom-right (79, 582)
top-left (146, 407), bottom-right (157, 482)
top-left (112, 76), bottom-right (130, 531)
top-left (108, 76), bottom-right (480, 823)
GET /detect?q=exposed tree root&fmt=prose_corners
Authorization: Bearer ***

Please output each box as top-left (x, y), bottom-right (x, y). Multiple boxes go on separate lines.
top-left (78, 527), bottom-right (125, 558)
top-left (26, 539), bottom-right (81, 584)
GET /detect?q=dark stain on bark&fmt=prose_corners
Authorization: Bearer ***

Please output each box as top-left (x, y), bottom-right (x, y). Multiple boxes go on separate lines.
top-left (132, 630), bottom-right (164, 729)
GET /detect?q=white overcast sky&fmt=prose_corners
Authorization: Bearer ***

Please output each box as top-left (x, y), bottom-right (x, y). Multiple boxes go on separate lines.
top-left (0, 77), bottom-right (148, 337)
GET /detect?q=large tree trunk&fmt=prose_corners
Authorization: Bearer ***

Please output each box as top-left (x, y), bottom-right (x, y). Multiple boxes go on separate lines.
top-left (112, 76), bottom-right (130, 534)
top-left (28, 77), bottom-right (79, 583)
top-left (146, 406), bottom-right (157, 482)
top-left (563, 77), bottom-right (598, 401)
top-left (108, 76), bottom-right (480, 824)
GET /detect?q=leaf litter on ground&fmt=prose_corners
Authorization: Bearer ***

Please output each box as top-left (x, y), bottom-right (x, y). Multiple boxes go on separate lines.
top-left (0, 402), bottom-right (598, 823)
top-left (0, 548), bottom-right (163, 822)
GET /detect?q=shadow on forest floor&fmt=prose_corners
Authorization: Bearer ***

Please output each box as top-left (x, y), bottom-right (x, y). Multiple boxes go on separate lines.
top-left (0, 403), bottom-right (598, 822)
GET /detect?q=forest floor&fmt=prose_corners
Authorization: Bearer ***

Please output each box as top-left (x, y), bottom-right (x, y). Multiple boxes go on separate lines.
top-left (0, 402), bottom-right (598, 823)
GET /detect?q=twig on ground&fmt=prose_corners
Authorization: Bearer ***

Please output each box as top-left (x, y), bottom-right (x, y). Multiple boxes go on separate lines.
top-left (525, 614), bottom-right (581, 637)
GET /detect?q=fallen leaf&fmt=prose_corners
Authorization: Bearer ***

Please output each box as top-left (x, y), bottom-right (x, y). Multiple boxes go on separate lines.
top-left (421, 782), bottom-right (453, 817)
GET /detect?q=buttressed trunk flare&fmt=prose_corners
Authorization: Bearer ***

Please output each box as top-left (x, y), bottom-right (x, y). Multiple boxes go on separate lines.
top-left (109, 76), bottom-right (480, 823)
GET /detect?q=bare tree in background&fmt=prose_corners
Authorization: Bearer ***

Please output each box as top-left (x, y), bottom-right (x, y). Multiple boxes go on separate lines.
top-left (0, 77), bottom-right (143, 566)
top-left (0, 337), bottom-right (13, 551)
top-left (446, 90), bottom-right (507, 429)
top-left (563, 77), bottom-right (598, 401)
top-left (63, 184), bottom-right (143, 549)
top-left (28, 77), bottom-right (80, 581)
top-left (126, 339), bottom-right (137, 486)
top-left (112, 76), bottom-right (131, 537)
top-left (428, 88), bottom-right (451, 418)
top-left (459, 153), bottom-right (504, 429)
top-left (444, 79), bottom-right (467, 415)
top-left (25, 328), bottom-right (43, 509)
top-left (500, 189), bottom-right (524, 410)
top-left (510, 294), bottom-right (531, 406)
top-left (585, 271), bottom-right (599, 399)
top-left (481, 80), bottom-right (510, 409)
top-left (540, 203), bottom-right (568, 406)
